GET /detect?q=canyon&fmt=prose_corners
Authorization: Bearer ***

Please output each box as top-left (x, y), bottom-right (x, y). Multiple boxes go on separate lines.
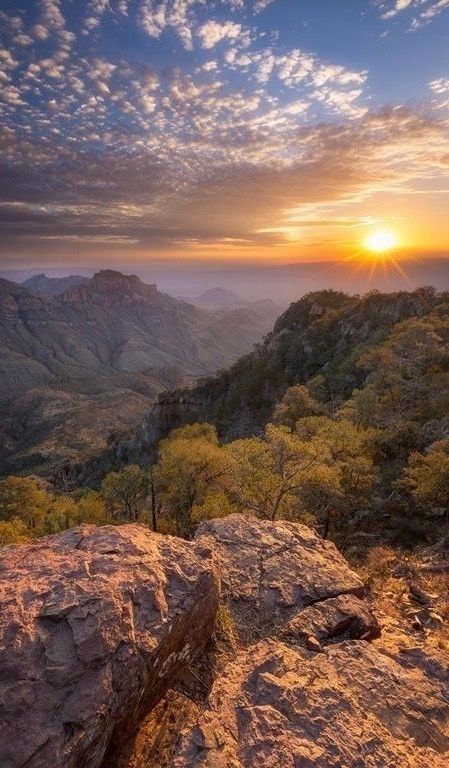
top-left (0, 271), bottom-right (277, 474)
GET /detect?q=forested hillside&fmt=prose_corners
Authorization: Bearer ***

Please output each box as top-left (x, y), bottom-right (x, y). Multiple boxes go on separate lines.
top-left (2, 286), bottom-right (449, 553)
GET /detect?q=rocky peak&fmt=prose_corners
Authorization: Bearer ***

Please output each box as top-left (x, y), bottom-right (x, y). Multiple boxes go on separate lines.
top-left (91, 270), bottom-right (156, 296)
top-left (61, 270), bottom-right (158, 304)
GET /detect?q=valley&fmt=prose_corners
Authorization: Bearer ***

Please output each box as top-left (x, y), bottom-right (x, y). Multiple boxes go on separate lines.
top-left (0, 270), bottom-right (277, 473)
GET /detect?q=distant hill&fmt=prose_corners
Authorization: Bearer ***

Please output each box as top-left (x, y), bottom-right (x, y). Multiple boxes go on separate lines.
top-left (180, 286), bottom-right (282, 316)
top-left (193, 286), bottom-right (245, 307)
top-left (0, 270), bottom-right (275, 473)
top-left (22, 273), bottom-right (90, 295)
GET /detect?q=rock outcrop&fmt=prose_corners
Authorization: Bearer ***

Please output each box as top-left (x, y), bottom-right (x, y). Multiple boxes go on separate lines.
top-left (0, 524), bottom-right (219, 768)
top-left (1, 514), bottom-right (449, 768)
top-left (168, 515), bottom-right (449, 768)
top-left (195, 514), bottom-right (366, 642)
top-left (171, 637), bottom-right (449, 768)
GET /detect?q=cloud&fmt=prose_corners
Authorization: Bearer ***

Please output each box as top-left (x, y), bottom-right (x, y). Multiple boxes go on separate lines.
top-left (254, 0), bottom-right (276, 12)
top-left (198, 20), bottom-right (247, 49)
top-left (139, 0), bottom-right (200, 50)
top-left (430, 78), bottom-right (449, 109)
top-left (378, 0), bottom-right (449, 27)
top-left (1, 107), bottom-right (447, 252)
top-left (0, 0), bottom-right (446, 259)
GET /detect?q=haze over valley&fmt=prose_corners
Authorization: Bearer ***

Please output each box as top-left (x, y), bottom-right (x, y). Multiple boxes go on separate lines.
top-left (0, 269), bottom-right (278, 473)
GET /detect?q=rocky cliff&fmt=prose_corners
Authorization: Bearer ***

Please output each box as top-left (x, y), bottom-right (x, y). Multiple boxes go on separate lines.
top-left (1, 515), bottom-right (448, 767)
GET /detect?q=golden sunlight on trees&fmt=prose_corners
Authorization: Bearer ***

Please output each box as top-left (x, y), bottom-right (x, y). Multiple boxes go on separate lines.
top-left (0, 476), bottom-right (48, 533)
top-left (0, 477), bottom-right (111, 545)
top-left (153, 424), bottom-right (229, 537)
top-left (101, 465), bottom-right (151, 522)
top-left (401, 440), bottom-right (449, 518)
top-left (226, 424), bottom-right (319, 522)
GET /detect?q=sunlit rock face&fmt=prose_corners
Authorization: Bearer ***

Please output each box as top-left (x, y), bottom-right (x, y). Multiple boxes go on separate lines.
top-left (2, 514), bottom-right (449, 768)
top-left (0, 524), bottom-right (219, 768)
top-left (170, 515), bottom-right (449, 768)
top-left (195, 513), bottom-right (366, 641)
top-left (171, 637), bottom-right (449, 768)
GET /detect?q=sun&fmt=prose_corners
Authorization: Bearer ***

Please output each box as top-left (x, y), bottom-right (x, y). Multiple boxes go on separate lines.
top-left (364, 229), bottom-right (398, 254)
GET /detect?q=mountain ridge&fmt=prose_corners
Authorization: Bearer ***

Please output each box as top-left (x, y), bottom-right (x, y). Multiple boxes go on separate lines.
top-left (0, 270), bottom-right (276, 473)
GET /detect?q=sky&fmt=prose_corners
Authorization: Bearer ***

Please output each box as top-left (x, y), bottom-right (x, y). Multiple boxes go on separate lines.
top-left (1, 0), bottom-right (449, 274)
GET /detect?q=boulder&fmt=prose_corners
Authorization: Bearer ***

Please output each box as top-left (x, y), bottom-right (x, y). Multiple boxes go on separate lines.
top-left (0, 524), bottom-right (219, 768)
top-left (281, 593), bottom-right (381, 649)
top-left (169, 515), bottom-right (449, 767)
top-left (195, 514), bottom-right (364, 640)
top-left (171, 638), bottom-right (449, 768)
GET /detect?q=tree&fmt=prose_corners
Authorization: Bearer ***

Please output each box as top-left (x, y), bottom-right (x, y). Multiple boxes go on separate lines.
top-left (273, 385), bottom-right (324, 429)
top-left (310, 419), bottom-right (377, 503)
top-left (227, 424), bottom-right (318, 521)
top-left (102, 465), bottom-right (151, 522)
top-left (400, 440), bottom-right (449, 518)
top-left (0, 518), bottom-right (30, 547)
top-left (0, 476), bottom-right (49, 533)
top-left (295, 463), bottom-right (343, 538)
top-left (74, 490), bottom-right (109, 525)
top-left (154, 423), bottom-right (229, 536)
top-left (357, 316), bottom-right (448, 426)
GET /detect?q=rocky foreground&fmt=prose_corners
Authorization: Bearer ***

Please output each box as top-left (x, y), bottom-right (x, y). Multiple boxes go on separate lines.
top-left (1, 515), bottom-right (449, 767)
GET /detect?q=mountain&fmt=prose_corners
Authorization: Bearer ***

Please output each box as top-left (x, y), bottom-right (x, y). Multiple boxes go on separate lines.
top-left (22, 273), bottom-right (90, 295)
top-left (123, 286), bottom-right (448, 460)
top-left (0, 270), bottom-right (274, 473)
top-left (190, 286), bottom-right (246, 307)
top-left (180, 285), bottom-right (282, 316)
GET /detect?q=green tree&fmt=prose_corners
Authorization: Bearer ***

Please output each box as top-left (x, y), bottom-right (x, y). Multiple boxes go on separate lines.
top-left (102, 465), bottom-right (151, 522)
top-left (154, 423), bottom-right (229, 536)
top-left (273, 385), bottom-right (324, 429)
top-left (0, 518), bottom-right (30, 547)
top-left (227, 424), bottom-right (318, 521)
top-left (295, 463), bottom-right (343, 538)
top-left (310, 418), bottom-right (377, 503)
top-left (400, 440), bottom-right (449, 517)
top-left (0, 476), bottom-right (49, 533)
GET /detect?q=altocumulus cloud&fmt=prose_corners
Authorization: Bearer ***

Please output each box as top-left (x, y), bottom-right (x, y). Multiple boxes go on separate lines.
top-left (0, 0), bottom-right (448, 257)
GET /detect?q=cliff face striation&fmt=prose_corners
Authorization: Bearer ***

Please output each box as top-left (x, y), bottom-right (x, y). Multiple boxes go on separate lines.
top-left (1, 514), bottom-right (448, 767)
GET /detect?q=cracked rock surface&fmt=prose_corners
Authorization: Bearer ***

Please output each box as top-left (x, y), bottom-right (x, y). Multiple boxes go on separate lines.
top-left (171, 637), bottom-right (449, 768)
top-left (169, 515), bottom-right (449, 768)
top-left (0, 524), bottom-right (219, 768)
top-left (195, 514), bottom-right (365, 641)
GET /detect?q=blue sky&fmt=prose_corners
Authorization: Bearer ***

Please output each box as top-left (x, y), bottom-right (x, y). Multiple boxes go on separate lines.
top-left (0, 0), bottom-right (448, 267)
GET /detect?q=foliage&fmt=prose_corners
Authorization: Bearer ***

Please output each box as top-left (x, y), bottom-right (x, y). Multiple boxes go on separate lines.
top-left (0, 477), bottom-right (112, 547)
top-left (272, 384), bottom-right (325, 429)
top-left (154, 424), bottom-right (229, 536)
top-left (400, 440), bottom-right (449, 516)
top-left (5, 289), bottom-right (449, 550)
top-left (226, 424), bottom-right (318, 521)
top-left (0, 518), bottom-right (30, 547)
top-left (0, 476), bottom-right (48, 531)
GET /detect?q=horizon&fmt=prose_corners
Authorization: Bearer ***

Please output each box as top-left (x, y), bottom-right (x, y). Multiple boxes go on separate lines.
top-left (3, 255), bottom-right (449, 303)
top-left (1, 0), bottom-right (449, 274)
